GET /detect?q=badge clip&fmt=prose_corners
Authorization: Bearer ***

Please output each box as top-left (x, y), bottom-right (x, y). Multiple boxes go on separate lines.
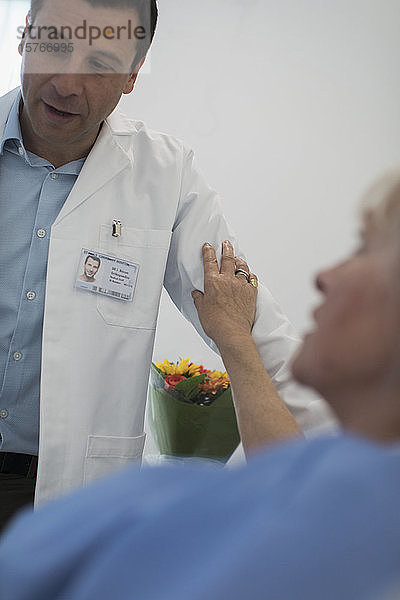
top-left (112, 220), bottom-right (122, 238)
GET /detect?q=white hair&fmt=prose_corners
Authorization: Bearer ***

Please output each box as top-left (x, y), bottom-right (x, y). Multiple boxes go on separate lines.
top-left (361, 166), bottom-right (400, 238)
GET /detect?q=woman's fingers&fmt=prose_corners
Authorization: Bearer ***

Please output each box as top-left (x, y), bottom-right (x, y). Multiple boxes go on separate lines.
top-left (202, 243), bottom-right (219, 278)
top-left (234, 256), bottom-right (251, 282)
top-left (202, 242), bottom-right (253, 283)
top-left (192, 243), bottom-right (258, 344)
top-left (220, 241), bottom-right (236, 275)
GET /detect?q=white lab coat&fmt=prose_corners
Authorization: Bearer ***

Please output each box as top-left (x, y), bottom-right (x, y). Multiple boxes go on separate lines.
top-left (0, 89), bottom-right (332, 505)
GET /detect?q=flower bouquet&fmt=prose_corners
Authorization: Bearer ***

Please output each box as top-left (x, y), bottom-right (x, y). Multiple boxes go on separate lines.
top-left (148, 359), bottom-right (240, 463)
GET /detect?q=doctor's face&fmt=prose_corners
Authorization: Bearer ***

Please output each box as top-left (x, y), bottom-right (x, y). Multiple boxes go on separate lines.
top-left (292, 213), bottom-right (400, 406)
top-left (19, 0), bottom-right (142, 156)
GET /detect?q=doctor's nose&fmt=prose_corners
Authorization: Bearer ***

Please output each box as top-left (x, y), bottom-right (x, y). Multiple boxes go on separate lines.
top-left (50, 72), bottom-right (85, 98)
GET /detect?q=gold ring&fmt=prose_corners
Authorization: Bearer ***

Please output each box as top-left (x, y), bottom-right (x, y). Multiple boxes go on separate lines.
top-left (249, 278), bottom-right (258, 289)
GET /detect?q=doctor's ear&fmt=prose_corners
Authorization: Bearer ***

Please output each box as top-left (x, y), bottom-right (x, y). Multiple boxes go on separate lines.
top-left (19, 12), bottom-right (32, 55)
top-left (122, 57), bottom-right (146, 95)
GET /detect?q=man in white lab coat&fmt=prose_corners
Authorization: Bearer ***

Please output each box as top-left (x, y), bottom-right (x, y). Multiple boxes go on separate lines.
top-left (0, 0), bottom-right (330, 528)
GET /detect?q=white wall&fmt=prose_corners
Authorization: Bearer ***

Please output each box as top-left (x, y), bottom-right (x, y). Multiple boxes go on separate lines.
top-left (4, 0), bottom-right (400, 370)
top-left (119, 0), bottom-right (400, 370)
top-left (0, 0), bottom-right (30, 96)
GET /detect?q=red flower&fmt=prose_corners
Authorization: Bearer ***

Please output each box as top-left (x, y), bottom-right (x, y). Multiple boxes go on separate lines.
top-left (164, 374), bottom-right (186, 389)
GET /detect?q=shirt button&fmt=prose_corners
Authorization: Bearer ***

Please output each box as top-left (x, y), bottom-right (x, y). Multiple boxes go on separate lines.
top-left (0, 409), bottom-right (8, 419)
top-left (13, 351), bottom-right (22, 361)
top-left (50, 172), bottom-right (59, 180)
top-left (18, 146), bottom-right (24, 156)
top-left (37, 228), bottom-right (46, 238)
top-left (26, 291), bottom-right (36, 301)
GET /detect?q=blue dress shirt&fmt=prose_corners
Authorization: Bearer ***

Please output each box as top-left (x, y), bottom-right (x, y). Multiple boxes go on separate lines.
top-left (0, 93), bottom-right (85, 454)
top-left (0, 434), bottom-right (399, 600)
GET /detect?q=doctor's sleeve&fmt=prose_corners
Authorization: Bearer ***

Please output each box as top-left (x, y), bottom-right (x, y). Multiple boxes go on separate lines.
top-left (163, 149), bottom-right (335, 434)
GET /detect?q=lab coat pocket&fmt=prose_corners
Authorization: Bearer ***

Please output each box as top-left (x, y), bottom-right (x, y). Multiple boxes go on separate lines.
top-left (84, 433), bottom-right (146, 485)
top-left (97, 225), bottom-right (172, 328)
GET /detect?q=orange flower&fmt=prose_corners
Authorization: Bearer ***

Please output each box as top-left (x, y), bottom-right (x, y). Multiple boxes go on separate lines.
top-left (199, 377), bottom-right (230, 395)
top-left (164, 374), bottom-right (186, 389)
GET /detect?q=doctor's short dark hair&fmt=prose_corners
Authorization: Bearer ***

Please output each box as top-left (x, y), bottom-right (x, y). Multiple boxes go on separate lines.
top-left (29, 0), bottom-right (158, 70)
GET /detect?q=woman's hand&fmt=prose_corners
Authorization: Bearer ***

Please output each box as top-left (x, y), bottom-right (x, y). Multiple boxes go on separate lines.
top-left (192, 241), bottom-right (302, 454)
top-left (192, 241), bottom-right (258, 348)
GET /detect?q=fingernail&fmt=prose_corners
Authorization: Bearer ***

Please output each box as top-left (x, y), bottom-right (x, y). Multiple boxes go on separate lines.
top-left (203, 242), bottom-right (212, 247)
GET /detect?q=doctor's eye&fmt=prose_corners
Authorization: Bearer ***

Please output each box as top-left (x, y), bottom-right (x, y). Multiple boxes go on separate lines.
top-left (88, 58), bottom-right (114, 73)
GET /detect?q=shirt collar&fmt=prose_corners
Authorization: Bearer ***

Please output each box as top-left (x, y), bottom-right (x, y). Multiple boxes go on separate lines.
top-left (0, 92), bottom-right (85, 174)
top-left (0, 91), bottom-right (24, 156)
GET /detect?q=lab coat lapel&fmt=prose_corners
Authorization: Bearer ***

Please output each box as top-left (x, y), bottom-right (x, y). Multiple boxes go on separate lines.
top-left (0, 91), bottom-right (134, 223)
top-left (53, 111), bottom-right (134, 225)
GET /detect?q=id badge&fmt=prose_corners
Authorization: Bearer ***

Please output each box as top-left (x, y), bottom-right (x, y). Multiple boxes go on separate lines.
top-left (75, 249), bottom-right (139, 302)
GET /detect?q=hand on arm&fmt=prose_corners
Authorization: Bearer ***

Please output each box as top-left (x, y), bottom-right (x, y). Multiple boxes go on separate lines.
top-left (192, 242), bottom-right (302, 456)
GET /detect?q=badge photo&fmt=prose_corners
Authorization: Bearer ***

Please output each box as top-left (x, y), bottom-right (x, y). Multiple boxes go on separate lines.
top-left (75, 249), bottom-right (139, 302)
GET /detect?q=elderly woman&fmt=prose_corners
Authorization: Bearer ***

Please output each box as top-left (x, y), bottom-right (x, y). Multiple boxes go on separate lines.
top-left (193, 188), bottom-right (400, 451)
top-left (1, 169), bottom-right (400, 600)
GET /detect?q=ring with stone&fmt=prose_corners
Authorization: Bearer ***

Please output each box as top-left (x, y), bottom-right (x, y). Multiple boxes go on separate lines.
top-left (249, 277), bottom-right (258, 289)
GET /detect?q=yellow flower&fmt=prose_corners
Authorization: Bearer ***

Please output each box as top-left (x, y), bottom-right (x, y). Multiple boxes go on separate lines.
top-left (187, 362), bottom-right (201, 376)
top-left (209, 370), bottom-right (229, 381)
top-left (155, 359), bottom-right (177, 375)
top-left (176, 358), bottom-right (190, 375)
top-left (155, 359), bottom-right (229, 384)
top-left (156, 358), bottom-right (194, 376)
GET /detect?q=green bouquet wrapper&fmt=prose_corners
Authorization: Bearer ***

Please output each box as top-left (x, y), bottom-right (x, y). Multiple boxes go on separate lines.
top-left (148, 363), bottom-right (240, 463)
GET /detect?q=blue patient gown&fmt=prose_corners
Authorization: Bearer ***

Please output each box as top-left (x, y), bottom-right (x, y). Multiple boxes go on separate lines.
top-left (0, 434), bottom-right (400, 600)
